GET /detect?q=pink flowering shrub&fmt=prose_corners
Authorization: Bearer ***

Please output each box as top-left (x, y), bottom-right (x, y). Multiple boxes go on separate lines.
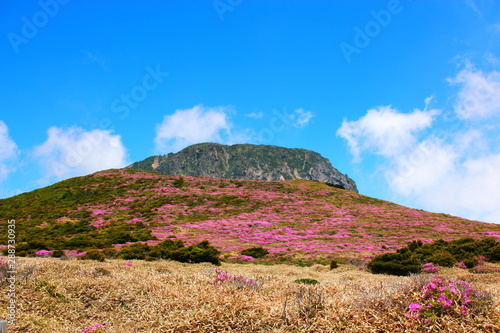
top-left (83, 324), bottom-right (108, 332)
top-left (476, 255), bottom-right (487, 264)
top-left (123, 261), bottom-right (132, 266)
top-left (421, 262), bottom-right (440, 273)
top-left (212, 268), bottom-right (259, 290)
top-left (469, 265), bottom-right (500, 274)
top-left (456, 261), bottom-right (467, 269)
top-left (407, 275), bottom-right (493, 321)
top-left (35, 250), bottom-right (53, 257)
top-left (0, 257), bottom-right (8, 282)
top-left (226, 254), bottom-right (255, 262)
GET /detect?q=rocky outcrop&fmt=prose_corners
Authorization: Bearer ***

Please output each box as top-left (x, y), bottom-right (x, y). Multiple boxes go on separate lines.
top-left (127, 143), bottom-right (358, 192)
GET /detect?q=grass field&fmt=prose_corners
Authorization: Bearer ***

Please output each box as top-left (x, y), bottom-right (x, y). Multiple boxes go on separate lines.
top-left (1, 258), bottom-right (500, 332)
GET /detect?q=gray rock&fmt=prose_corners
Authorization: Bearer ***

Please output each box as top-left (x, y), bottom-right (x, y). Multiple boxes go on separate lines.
top-left (127, 143), bottom-right (358, 192)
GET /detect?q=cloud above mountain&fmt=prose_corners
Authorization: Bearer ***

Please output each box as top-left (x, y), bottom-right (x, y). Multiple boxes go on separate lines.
top-left (338, 66), bottom-right (500, 223)
top-left (33, 126), bottom-right (129, 184)
top-left (0, 121), bottom-right (19, 183)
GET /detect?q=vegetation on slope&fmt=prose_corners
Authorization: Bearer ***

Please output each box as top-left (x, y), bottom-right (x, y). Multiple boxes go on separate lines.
top-left (1, 168), bottom-right (500, 264)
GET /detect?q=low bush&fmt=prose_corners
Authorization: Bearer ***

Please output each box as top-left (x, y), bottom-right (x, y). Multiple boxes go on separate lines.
top-left (294, 278), bottom-right (319, 285)
top-left (173, 178), bottom-right (186, 188)
top-left (329, 260), bottom-right (338, 270)
top-left (93, 268), bottom-right (111, 277)
top-left (102, 248), bottom-right (118, 259)
top-left (79, 249), bottom-right (105, 262)
top-left (369, 237), bottom-right (500, 276)
top-left (52, 249), bottom-right (64, 258)
top-left (368, 252), bottom-right (421, 276)
top-left (117, 239), bottom-right (221, 265)
top-left (428, 251), bottom-right (456, 267)
top-left (240, 247), bottom-right (269, 259)
top-left (463, 258), bottom-right (478, 269)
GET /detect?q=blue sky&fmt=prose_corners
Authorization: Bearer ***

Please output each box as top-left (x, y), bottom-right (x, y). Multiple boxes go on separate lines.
top-left (1, 0), bottom-right (500, 223)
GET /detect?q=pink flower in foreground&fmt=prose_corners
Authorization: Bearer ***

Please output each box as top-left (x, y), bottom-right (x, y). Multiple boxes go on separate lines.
top-left (124, 261), bottom-right (132, 266)
top-left (83, 324), bottom-right (108, 332)
top-left (422, 262), bottom-right (440, 273)
top-left (409, 303), bottom-right (422, 312)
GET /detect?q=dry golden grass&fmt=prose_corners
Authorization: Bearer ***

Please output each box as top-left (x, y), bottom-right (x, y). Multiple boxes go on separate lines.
top-left (1, 258), bottom-right (500, 332)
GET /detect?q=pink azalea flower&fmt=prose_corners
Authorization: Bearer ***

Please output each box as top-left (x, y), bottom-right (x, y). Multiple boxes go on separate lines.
top-left (35, 250), bottom-right (54, 257)
top-left (83, 324), bottom-right (108, 332)
top-left (408, 303), bottom-right (422, 312)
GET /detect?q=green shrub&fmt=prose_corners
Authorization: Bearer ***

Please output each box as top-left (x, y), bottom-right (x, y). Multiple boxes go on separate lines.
top-left (64, 235), bottom-right (95, 249)
top-left (367, 252), bottom-right (421, 276)
top-left (429, 250), bottom-right (457, 267)
top-left (105, 229), bottom-right (137, 244)
top-left (463, 258), bottom-right (478, 269)
top-left (329, 260), bottom-right (338, 270)
top-left (52, 249), bottom-right (64, 258)
top-left (295, 261), bottom-right (310, 267)
top-left (489, 244), bottom-right (500, 262)
top-left (369, 237), bottom-right (500, 276)
top-left (117, 240), bottom-right (221, 265)
top-left (408, 240), bottom-right (423, 251)
top-left (79, 249), bottom-right (105, 262)
top-left (117, 243), bottom-right (151, 260)
top-left (102, 248), bottom-right (118, 259)
top-left (173, 178), bottom-right (186, 188)
top-left (169, 240), bottom-right (221, 265)
top-left (93, 267), bottom-right (111, 276)
top-left (240, 246), bottom-right (269, 259)
top-left (294, 278), bottom-right (319, 285)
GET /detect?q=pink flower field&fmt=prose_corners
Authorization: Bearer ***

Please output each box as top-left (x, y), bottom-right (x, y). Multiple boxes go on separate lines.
top-left (55, 169), bottom-right (500, 261)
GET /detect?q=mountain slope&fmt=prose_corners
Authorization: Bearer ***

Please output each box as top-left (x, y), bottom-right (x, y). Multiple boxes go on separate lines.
top-left (127, 143), bottom-right (358, 192)
top-left (1, 169), bottom-right (499, 262)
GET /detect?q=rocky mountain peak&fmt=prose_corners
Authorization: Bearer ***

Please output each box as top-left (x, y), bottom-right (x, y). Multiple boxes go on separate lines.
top-left (127, 143), bottom-right (358, 192)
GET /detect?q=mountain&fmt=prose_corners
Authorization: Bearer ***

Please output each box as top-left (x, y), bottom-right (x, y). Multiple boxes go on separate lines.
top-left (127, 143), bottom-right (358, 192)
top-left (1, 169), bottom-right (499, 263)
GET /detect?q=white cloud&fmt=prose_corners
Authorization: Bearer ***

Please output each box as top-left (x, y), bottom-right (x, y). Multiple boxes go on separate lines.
top-left (33, 127), bottom-right (128, 182)
top-left (338, 96), bottom-right (500, 223)
top-left (245, 111), bottom-right (264, 119)
top-left (448, 67), bottom-right (500, 119)
top-left (408, 150), bottom-right (500, 223)
top-left (291, 108), bottom-right (313, 128)
top-left (337, 105), bottom-right (439, 161)
top-left (0, 121), bottom-right (19, 182)
top-left (154, 105), bottom-right (237, 153)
